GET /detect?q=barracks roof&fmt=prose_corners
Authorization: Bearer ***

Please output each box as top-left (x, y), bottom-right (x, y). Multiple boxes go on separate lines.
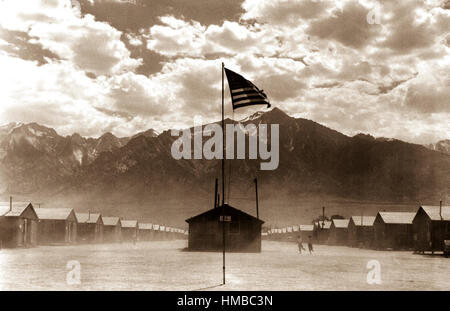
top-left (299, 225), bottom-right (314, 231)
top-left (35, 208), bottom-right (76, 221)
top-left (121, 220), bottom-right (138, 228)
top-left (138, 223), bottom-right (153, 230)
top-left (350, 216), bottom-right (376, 227)
top-left (377, 212), bottom-right (415, 224)
top-left (185, 204), bottom-right (264, 224)
top-left (76, 212), bottom-right (102, 224)
top-left (0, 202), bottom-right (33, 217)
top-left (332, 219), bottom-right (350, 228)
top-left (420, 205), bottom-right (450, 221)
top-left (102, 216), bottom-right (121, 226)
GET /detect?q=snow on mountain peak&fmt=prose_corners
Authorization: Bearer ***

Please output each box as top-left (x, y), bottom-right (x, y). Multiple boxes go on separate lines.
top-left (240, 111), bottom-right (265, 122)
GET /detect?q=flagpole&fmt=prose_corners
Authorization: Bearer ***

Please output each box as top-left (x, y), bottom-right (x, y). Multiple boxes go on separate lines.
top-left (222, 62), bottom-right (225, 205)
top-left (221, 61), bottom-right (226, 285)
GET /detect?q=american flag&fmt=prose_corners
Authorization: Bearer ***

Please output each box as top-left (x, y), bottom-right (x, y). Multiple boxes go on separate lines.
top-left (224, 68), bottom-right (271, 110)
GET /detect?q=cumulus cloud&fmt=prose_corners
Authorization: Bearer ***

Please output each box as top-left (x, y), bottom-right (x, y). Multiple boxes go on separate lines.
top-left (0, 52), bottom-right (176, 137)
top-left (146, 16), bottom-right (278, 58)
top-left (403, 63), bottom-right (450, 113)
top-left (380, 1), bottom-right (438, 53)
top-left (126, 33), bottom-right (143, 46)
top-left (235, 55), bottom-right (308, 101)
top-left (146, 16), bottom-right (207, 57)
top-left (291, 77), bottom-right (450, 144)
top-left (0, 0), bottom-right (141, 75)
top-left (241, 0), bottom-right (330, 24)
top-left (0, 53), bottom-right (110, 136)
top-left (0, 27), bottom-right (60, 65)
top-left (307, 1), bottom-right (381, 49)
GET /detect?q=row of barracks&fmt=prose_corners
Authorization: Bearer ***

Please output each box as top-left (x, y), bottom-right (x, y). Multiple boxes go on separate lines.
top-left (264, 203), bottom-right (450, 253)
top-left (0, 200), bottom-right (187, 248)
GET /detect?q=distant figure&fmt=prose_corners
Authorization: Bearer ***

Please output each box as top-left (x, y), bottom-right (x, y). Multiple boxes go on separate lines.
top-left (297, 236), bottom-right (305, 254)
top-left (308, 236), bottom-right (314, 254)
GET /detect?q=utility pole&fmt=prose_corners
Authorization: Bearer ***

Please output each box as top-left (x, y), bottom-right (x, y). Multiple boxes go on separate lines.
top-left (34, 202), bottom-right (44, 209)
top-left (214, 178), bottom-right (218, 209)
top-left (361, 207), bottom-right (364, 226)
top-left (254, 178), bottom-right (259, 219)
top-left (322, 206), bottom-right (325, 229)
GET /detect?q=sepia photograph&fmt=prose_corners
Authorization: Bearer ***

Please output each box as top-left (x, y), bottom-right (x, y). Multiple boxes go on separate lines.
top-left (0, 0), bottom-right (449, 296)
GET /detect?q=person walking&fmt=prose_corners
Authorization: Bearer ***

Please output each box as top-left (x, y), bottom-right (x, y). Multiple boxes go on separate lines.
top-left (308, 236), bottom-right (314, 254)
top-left (297, 235), bottom-right (305, 254)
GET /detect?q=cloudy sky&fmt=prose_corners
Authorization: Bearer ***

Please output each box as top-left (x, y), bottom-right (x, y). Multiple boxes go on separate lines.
top-left (0, 0), bottom-right (448, 144)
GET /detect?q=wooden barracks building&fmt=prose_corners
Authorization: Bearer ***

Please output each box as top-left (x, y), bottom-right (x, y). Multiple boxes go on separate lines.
top-left (313, 220), bottom-right (331, 244)
top-left (413, 204), bottom-right (450, 253)
top-left (102, 216), bottom-right (122, 243)
top-left (0, 201), bottom-right (39, 248)
top-left (186, 204), bottom-right (264, 252)
top-left (121, 220), bottom-right (138, 242)
top-left (348, 216), bottom-right (376, 248)
top-left (35, 207), bottom-right (78, 245)
top-left (138, 223), bottom-right (154, 241)
top-left (328, 219), bottom-right (350, 245)
top-left (373, 212), bottom-right (415, 250)
top-left (76, 212), bottom-right (103, 243)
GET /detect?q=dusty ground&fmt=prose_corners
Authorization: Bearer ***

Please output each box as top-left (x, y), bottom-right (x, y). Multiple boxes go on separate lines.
top-left (0, 240), bottom-right (449, 290)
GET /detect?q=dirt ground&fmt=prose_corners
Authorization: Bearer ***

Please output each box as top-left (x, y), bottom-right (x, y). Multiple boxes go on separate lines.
top-left (0, 240), bottom-right (449, 290)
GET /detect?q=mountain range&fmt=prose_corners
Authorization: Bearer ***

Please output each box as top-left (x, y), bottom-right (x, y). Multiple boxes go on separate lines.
top-left (1, 108), bottom-right (449, 227)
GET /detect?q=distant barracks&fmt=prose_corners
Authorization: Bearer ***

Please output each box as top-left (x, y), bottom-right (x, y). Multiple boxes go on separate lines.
top-left (0, 198), bottom-right (186, 248)
top-left (264, 201), bottom-right (450, 255)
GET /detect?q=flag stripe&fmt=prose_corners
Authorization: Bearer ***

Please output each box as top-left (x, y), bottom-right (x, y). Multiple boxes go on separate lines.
top-left (231, 87), bottom-right (259, 94)
top-left (234, 100), bottom-right (270, 109)
top-left (232, 89), bottom-right (264, 98)
top-left (235, 98), bottom-right (270, 105)
top-left (232, 93), bottom-right (262, 100)
top-left (233, 95), bottom-right (268, 103)
top-left (231, 87), bottom-right (257, 94)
